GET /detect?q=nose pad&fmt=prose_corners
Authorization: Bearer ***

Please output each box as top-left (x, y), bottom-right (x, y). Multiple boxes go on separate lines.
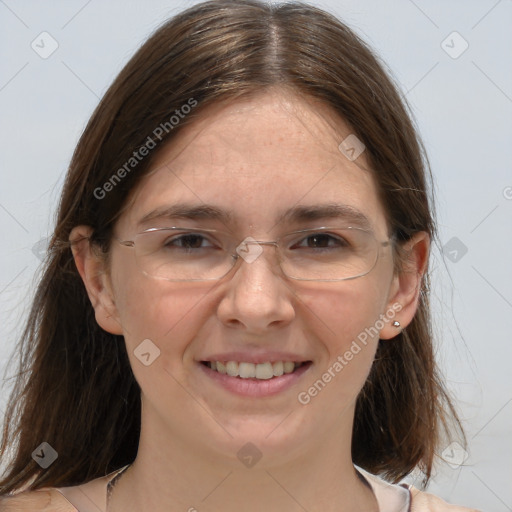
top-left (235, 237), bottom-right (265, 264)
top-left (234, 238), bottom-right (282, 275)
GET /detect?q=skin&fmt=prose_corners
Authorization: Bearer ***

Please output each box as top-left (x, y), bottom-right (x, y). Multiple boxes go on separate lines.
top-left (71, 88), bottom-right (429, 512)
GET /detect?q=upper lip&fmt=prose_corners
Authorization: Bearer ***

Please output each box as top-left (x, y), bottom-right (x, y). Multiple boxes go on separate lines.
top-left (199, 351), bottom-right (312, 364)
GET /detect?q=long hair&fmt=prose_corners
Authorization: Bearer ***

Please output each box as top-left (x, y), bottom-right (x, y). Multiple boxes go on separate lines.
top-left (0, 0), bottom-right (465, 494)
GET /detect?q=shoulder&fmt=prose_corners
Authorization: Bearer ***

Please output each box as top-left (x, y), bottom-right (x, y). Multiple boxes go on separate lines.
top-left (0, 488), bottom-right (77, 511)
top-left (409, 485), bottom-right (481, 512)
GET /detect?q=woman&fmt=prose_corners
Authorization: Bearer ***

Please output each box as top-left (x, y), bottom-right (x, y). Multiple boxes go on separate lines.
top-left (0, 1), bottom-right (478, 510)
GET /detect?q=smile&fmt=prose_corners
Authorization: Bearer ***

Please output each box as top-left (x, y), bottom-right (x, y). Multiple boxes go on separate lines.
top-left (199, 360), bottom-right (313, 397)
top-left (202, 360), bottom-right (307, 379)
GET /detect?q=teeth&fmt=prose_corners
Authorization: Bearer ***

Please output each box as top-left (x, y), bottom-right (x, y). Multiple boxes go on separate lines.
top-left (283, 361), bottom-right (295, 374)
top-left (207, 360), bottom-right (303, 379)
top-left (239, 362), bottom-right (256, 378)
top-left (226, 361), bottom-right (238, 377)
top-left (273, 361), bottom-right (284, 377)
top-left (255, 362), bottom-right (273, 380)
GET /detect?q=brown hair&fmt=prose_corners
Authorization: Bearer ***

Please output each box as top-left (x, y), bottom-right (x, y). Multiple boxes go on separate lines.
top-left (0, 0), bottom-right (465, 494)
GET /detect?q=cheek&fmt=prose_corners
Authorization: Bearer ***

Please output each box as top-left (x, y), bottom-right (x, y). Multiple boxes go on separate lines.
top-left (295, 280), bottom-right (388, 402)
top-left (298, 279), bottom-right (387, 353)
top-left (113, 270), bottom-right (217, 363)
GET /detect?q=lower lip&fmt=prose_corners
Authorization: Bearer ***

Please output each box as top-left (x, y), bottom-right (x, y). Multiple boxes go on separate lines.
top-left (198, 362), bottom-right (312, 398)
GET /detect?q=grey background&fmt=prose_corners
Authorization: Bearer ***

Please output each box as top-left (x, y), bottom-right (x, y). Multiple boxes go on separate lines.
top-left (0, 1), bottom-right (511, 510)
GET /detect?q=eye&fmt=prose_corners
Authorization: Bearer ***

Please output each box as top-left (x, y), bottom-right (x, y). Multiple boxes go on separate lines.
top-left (163, 232), bottom-right (216, 250)
top-left (293, 232), bottom-right (350, 250)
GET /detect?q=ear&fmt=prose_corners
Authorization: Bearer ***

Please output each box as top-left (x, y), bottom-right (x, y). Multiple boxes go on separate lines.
top-left (69, 225), bottom-right (123, 335)
top-left (379, 231), bottom-right (430, 340)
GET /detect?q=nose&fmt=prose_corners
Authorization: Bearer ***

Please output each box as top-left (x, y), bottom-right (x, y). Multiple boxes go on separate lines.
top-left (216, 243), bottom-right (295, 333)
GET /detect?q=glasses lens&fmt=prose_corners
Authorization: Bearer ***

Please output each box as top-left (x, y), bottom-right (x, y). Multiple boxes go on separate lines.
top-left (134, 228), bottom-right (234, 281)
top-left (279, 227), bottom-right (379, 281)
top-left (131, 227), bottom-right (382, 282)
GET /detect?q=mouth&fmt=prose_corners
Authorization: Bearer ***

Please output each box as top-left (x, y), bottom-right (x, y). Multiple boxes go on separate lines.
top-left (198, 360), bottom-right (313, 397)
top-left (200, 360), bottom-right (310, 379)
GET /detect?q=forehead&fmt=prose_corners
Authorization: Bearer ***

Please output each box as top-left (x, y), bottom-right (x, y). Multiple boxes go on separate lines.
top-left (120, 89), bottom-right (389, 235)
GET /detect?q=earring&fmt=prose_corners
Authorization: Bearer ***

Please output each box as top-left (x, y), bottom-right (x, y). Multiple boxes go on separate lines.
top-left (392, 321), bottom-right (401, 328)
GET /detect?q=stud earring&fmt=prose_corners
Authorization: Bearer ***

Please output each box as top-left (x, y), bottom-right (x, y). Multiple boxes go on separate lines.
top-left (392, 321), bottom-right (401, 328)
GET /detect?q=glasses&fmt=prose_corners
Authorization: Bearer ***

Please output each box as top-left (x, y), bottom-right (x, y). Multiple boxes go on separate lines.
top-left (116, 226), bottom-right (394, 282)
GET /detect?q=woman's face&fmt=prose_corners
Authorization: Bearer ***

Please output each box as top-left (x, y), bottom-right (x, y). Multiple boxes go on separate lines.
top-left (98, 89), bottom-right (407, 465)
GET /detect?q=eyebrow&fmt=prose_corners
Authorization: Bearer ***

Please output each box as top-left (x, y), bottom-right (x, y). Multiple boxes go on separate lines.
top-left (278, 203), bottom-right (373, 231)
top-left (138, 203), bottom-right (234, 227)
top-left (137, 202), bottom-right (373, 231)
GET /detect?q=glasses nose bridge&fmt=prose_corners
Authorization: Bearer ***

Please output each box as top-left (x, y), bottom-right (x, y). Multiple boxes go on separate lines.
top-left (231, 235), bottom-right (280, 250)
top-left (231, 237), bottom-right (283, 274)
top-left (251, 239), bottom-right (279, 248)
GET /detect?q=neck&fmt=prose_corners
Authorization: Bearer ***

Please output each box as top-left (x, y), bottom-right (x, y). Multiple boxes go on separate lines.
top-left (108, 399), bottom-right (378, 512)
